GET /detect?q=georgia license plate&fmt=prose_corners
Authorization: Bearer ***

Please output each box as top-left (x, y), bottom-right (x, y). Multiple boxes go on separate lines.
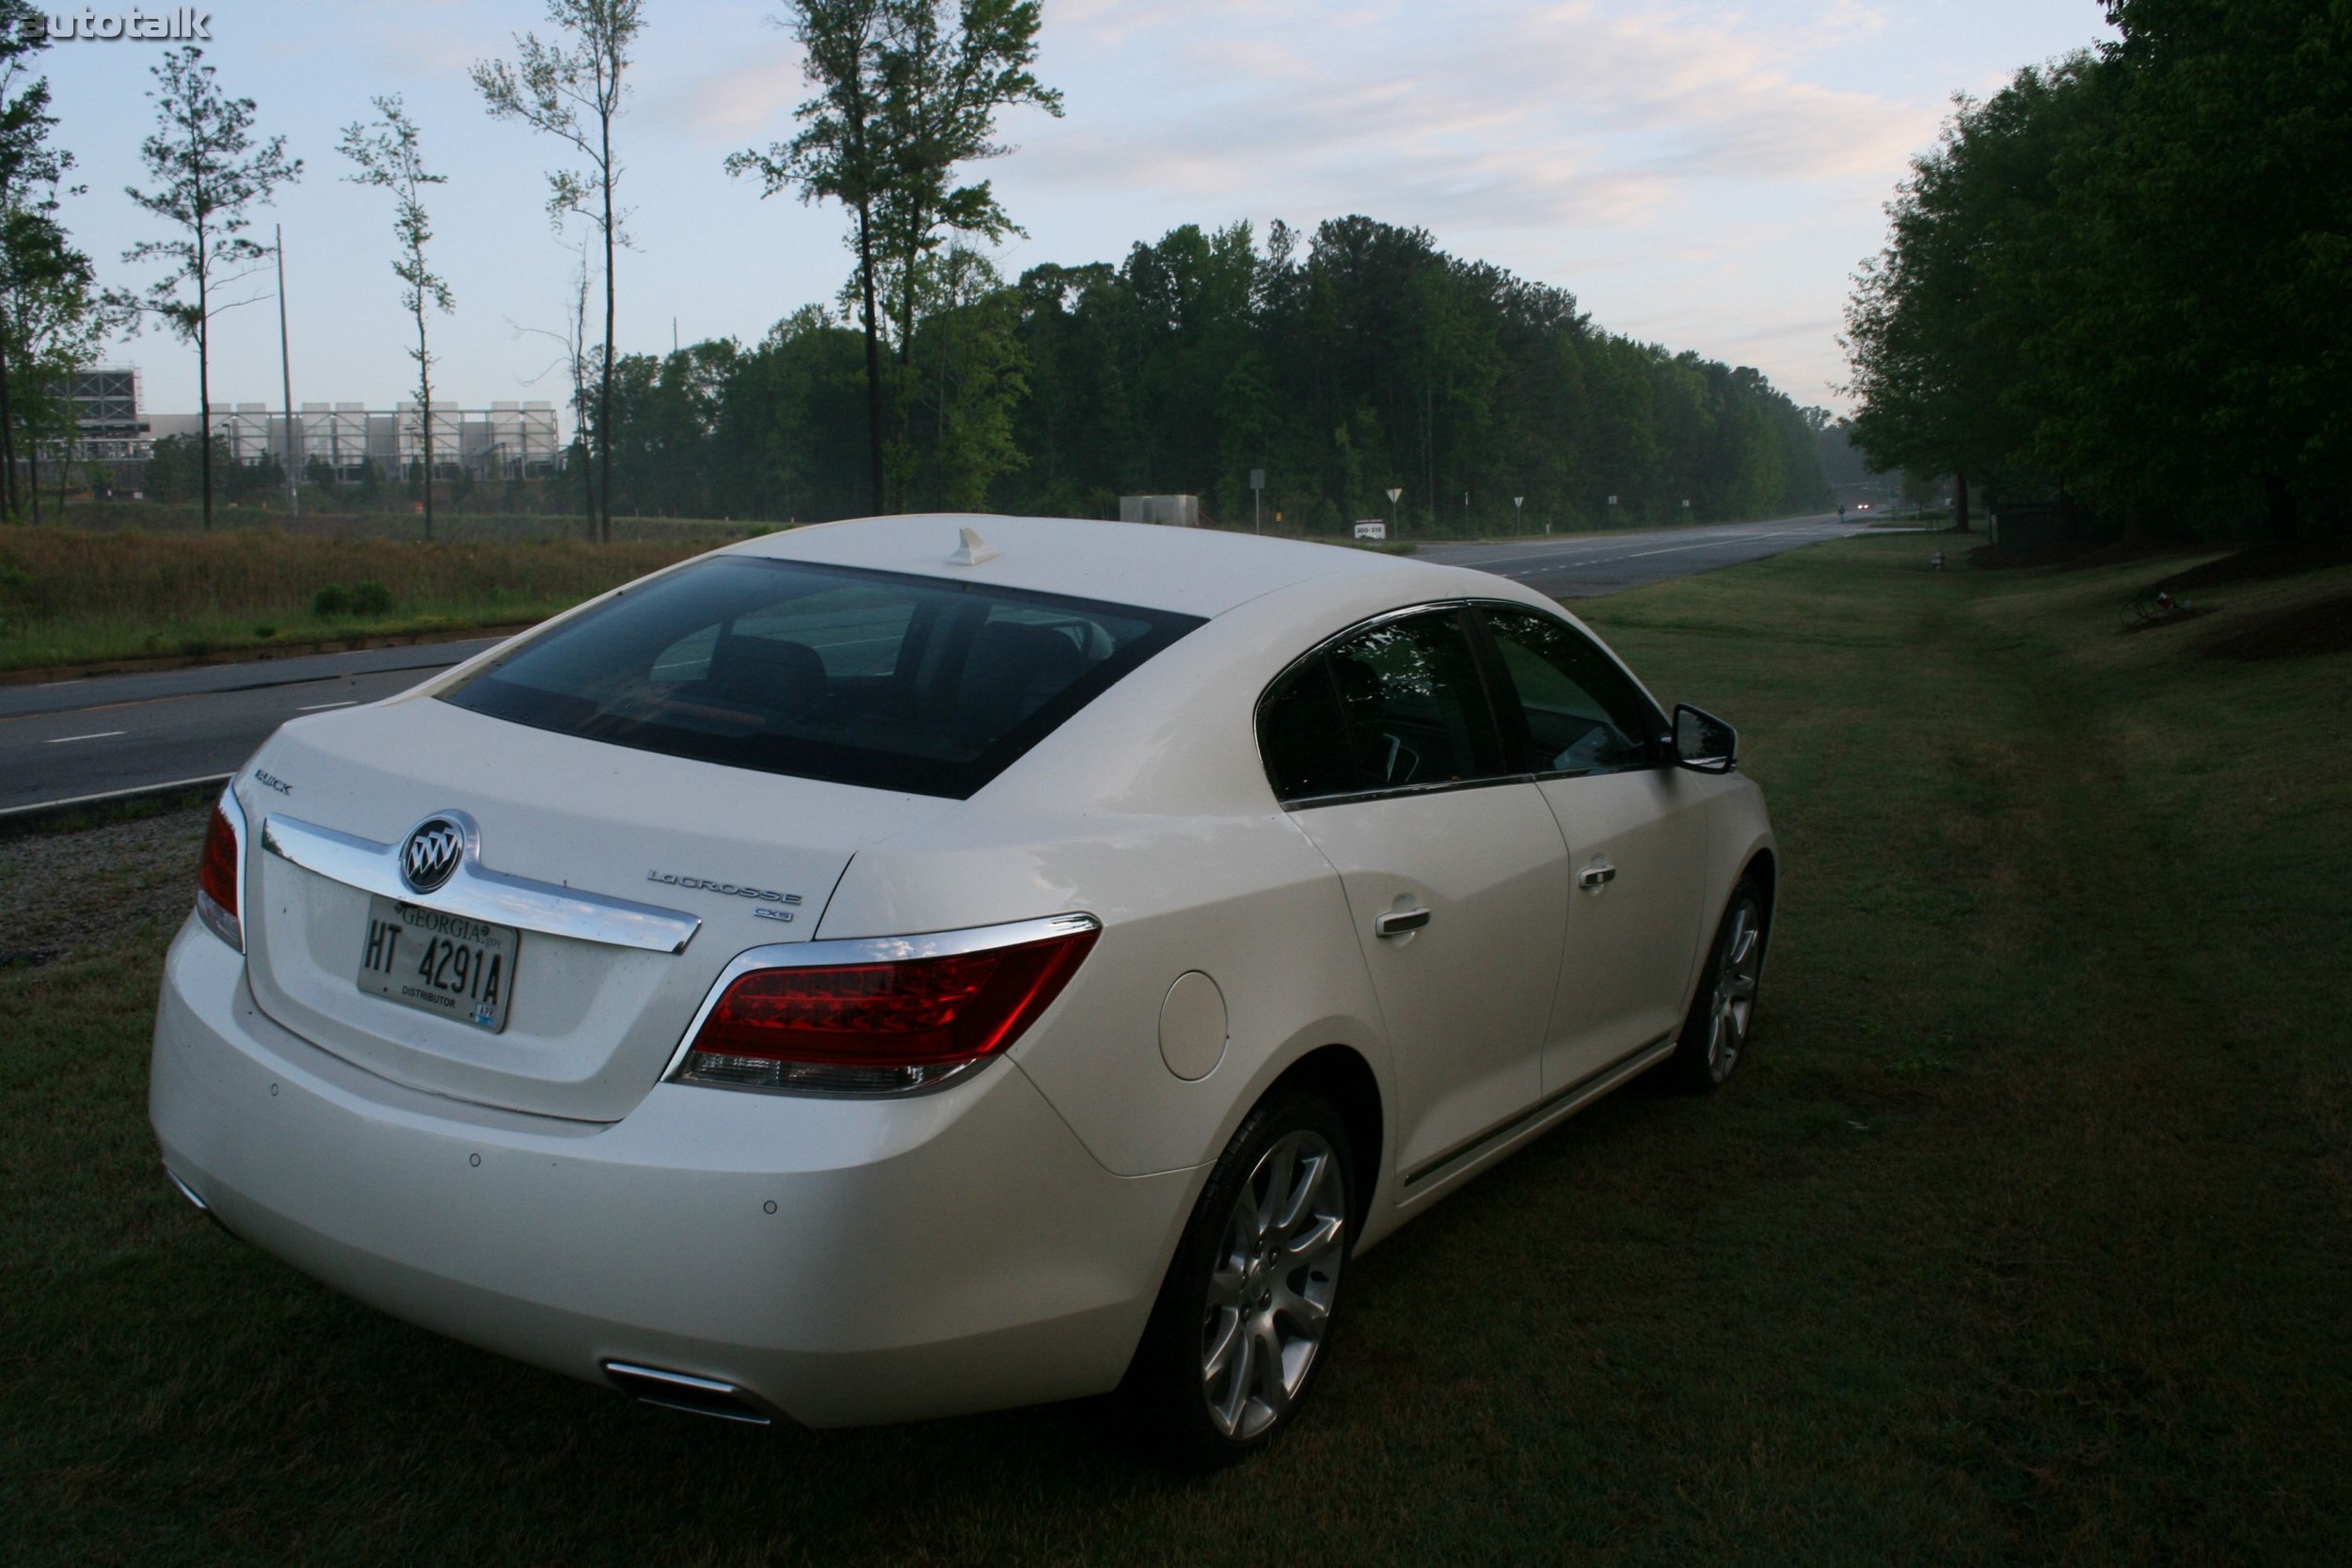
top-left (357, 895), bottom-right (521, 1032)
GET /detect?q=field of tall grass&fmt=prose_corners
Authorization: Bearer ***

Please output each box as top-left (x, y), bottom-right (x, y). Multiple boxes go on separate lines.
top-left (0, 526), bottom-right (750, 671)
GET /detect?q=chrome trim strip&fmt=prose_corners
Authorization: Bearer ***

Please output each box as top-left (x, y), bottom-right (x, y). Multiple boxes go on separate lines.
top-left (659, 911), bottom-right (1104, 1089)
top-left (602, 1361), bottom-right (777, 1426)
top-left (164, 1166), bottom-right (210, 1212)
top-left (1401, 1033), bottom-right (1677, 1191)
top-left (262, 812), bottom-right (703, 955)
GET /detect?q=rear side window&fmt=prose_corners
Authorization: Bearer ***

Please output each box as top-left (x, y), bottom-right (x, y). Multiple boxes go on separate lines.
top-left (1258, 609), bottom-right (1508, 804)
top-left (443, 557), bottom-right (1202, 799)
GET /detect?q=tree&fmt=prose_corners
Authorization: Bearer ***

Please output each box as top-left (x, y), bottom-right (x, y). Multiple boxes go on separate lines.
top-left (0, 1), bottom-right (107, 519)
top-left (122, 47), bottom-right (300, 531)
top-left (868, 0), bottom-right (1061, 384)
top-left (473, 0), bottom-right (644, 543)
top-left (733, 0), bottom-right (1057, 515)
top-left (729, 0), bottom-right (893, 515)
top-left (341, 96), bottom-right (453, 539)
top-left (1845, 5), bottom-right (2352, 542)
top-left (899, 245), bottom-right (1025, 508)
top-left (1843, 61), bottom-right (2100, 532)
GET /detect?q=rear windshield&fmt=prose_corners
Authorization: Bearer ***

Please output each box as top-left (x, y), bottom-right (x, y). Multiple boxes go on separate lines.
top-left (441, 556), bottom-right (1203, 798)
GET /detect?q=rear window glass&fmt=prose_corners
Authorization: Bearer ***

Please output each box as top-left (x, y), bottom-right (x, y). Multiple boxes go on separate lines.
top-left (441, 556), bottom-right (1202, 798)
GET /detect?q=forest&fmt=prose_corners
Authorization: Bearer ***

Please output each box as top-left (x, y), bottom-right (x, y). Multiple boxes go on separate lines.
top-left (1844, 0), bottom-right (2349, 541)
top-left (590, 214), bottom-right (1831, 535)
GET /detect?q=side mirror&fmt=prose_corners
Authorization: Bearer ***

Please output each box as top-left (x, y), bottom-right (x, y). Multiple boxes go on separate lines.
top-left (1673, 704), bottom-right (1738, 774)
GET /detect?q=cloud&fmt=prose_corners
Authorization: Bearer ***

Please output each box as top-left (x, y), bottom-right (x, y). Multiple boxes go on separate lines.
top-left (646, 43), bottom-right (806, 144)
top-left (1011, 0), bottom-right (1937, 235)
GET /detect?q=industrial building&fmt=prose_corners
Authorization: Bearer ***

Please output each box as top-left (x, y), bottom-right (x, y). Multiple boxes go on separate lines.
top-left (45, 366), bottom-right (567, 482)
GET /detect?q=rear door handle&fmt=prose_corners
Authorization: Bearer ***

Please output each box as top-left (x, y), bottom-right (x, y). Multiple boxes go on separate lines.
top-left (1579, 863), bottom-right (1617, 890)
top-left (1374, 907), bottom-right (1431, 938)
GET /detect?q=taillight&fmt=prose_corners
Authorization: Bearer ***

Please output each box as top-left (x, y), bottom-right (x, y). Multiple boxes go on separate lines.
top-left (674, 916), bottom-right (1101, 1096)
top-left (195, 787), bottom-right (246, 952)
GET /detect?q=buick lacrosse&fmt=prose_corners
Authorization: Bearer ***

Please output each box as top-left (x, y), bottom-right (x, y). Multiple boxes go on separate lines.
top-left (151, 515), bottom-right (1773, 1465)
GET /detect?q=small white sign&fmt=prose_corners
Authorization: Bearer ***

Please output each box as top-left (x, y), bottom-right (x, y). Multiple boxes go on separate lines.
top-left (1353, 520), bottom-right (1387, 541)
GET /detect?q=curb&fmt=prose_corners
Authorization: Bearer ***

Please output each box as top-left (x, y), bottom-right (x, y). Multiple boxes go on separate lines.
top-left (0, 773), bottom-right (234, 836)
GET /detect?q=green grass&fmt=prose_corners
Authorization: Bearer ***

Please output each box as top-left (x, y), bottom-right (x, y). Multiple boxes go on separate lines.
top-left (3, 534), bottom-right (2348, 1563)
top-left (0, 528), bottom-right (746, 671)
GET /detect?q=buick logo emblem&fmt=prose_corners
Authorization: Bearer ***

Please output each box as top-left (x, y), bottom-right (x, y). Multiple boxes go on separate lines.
top-left (400, 817), bottom-right (467, 895)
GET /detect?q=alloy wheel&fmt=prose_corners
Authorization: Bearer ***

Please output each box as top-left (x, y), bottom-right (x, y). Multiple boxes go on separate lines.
top-left (1199, 1129), bottom-right (1347, 1441)
top-left (1705, 895), bottom-right (1763, 1083)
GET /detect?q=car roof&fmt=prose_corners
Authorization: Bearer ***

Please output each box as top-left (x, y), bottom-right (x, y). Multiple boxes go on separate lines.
top-left (723, 513), bottom-right (1441, 619)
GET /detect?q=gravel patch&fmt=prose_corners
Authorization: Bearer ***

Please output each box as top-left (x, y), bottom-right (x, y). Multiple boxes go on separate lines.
top-left (0, 805), bottom-right (209, 967)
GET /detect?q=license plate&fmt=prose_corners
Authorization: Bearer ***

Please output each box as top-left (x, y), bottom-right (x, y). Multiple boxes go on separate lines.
top-left (357, 895), bottom-right (521, 1033)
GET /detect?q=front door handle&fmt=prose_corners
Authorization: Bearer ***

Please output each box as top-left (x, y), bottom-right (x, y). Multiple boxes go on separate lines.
top-left (1579, 863), bottom-right (1617, 890)
top-left (1374, 907), bottom-right (1431, 938)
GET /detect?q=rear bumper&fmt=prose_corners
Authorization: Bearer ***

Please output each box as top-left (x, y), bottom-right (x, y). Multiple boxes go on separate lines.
top-left (149, 917), bottom-right (1195, 1428)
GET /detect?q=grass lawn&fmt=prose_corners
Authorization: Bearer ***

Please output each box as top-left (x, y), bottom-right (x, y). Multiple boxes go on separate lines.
top-left (3, 533), bottom-right (2347, 1564)
top-left (0, 528), bottom-right (741, 673)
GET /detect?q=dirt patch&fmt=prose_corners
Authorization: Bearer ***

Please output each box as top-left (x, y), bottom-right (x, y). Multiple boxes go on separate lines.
top-left (2200, 592), bottom-right (2352, 662)
top-left (0, 805), bottom-right (208, 965)
top-left (2149, 538), bottom-right (2352, 596)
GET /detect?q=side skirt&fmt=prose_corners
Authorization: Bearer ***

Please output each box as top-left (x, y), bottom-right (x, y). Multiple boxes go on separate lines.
top-left (1398, 1035), bottom-right (1678, 1200)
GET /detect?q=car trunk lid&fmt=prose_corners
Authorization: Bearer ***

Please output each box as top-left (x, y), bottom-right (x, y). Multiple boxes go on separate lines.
top-left (240, 694), bottom-right (951, 1121)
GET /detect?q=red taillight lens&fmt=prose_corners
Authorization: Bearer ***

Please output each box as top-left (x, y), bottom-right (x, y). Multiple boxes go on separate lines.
top-left (677, 926), bottom-right (1099, 1095)
top-left (195, 798), bottom-right (244, 951)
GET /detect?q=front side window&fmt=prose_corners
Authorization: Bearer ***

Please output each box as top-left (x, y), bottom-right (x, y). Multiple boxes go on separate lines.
top-left (442, 557), bottom-right (1201, 799)
top-left (1258, 609), bottom-right (1508, 804)
top-left (1480, 607), bottom-right (1660, 776)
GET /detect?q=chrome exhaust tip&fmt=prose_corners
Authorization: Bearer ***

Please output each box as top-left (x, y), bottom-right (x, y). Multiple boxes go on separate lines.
top-left (165, 1166), bottom-right (210, 1212)
top-left (164, 1165), bottom-right (242, 1241)
top-left (602, 1361), bottom-right (775, 1426)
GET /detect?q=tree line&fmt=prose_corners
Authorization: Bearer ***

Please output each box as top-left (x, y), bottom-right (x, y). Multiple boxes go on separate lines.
top-left (1844, 0), bottom-right (2349, 542)
top-left (2, 0), bottom-right (1830, 538)
top-left (596, 215), bottom-right (1831, 533)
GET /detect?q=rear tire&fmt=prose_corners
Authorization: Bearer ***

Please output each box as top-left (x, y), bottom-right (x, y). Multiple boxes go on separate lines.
top-left (1662, 877), bottom-right (1767, 1094)
top-left (1118, 1087), bottom-right (1355, 1469)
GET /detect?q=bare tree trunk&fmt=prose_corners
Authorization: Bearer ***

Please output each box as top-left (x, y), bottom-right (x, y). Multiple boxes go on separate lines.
top-left (417, 297), bottom-right (436, 542)
top-left (857, 198), bottom-right (885, 515)
top-left (198, 294), bottom-right (214, 531)
top-left (1954, 469), bottom-right (1970, 533)
top-left (0, 327), bottom-right (17, 518)
top-left (597, 115), bottom-right (616, 545)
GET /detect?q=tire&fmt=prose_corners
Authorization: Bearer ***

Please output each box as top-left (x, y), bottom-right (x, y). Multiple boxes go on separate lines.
top-left (1661, 876), bottom-right (1768, 1094)
top-left (1118, 1086), bottom-right (1355, 1469)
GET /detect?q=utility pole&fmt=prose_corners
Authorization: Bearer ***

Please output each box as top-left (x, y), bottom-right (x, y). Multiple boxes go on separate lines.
top-left (1249, 467), bottom-right (1264, 533)
top-left (276, 226), bottom-right (300, 516)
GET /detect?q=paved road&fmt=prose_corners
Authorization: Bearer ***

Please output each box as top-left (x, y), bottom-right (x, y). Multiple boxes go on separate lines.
top-left (1415, 513), bottom-right (1871, 598)
top-left (0, 514), bottom-right (1871, 816)
top-left (0, 641), bottom-right (504, 815)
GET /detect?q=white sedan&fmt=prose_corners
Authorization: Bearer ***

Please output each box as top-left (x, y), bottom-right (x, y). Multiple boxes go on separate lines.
top-left (151, 515), bottom-right (1774, 1465)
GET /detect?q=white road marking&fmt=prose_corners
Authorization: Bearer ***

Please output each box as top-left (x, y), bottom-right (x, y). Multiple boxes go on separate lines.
top-left (44, 730), bottom-right (126, 744)
top-left (298, 700), bottom-right (358, 711)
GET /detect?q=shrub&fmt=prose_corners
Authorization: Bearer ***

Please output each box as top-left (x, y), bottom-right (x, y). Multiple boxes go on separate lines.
top-left (312, 585), bottom-right (350, 617)
top-left (350, 581), bottom-right (393, 615)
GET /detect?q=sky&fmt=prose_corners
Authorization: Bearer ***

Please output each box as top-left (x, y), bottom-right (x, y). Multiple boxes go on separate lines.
top-left (40, 0), bottom-right (2116, 426)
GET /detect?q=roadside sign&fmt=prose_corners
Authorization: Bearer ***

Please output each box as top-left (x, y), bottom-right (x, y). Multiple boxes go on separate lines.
top-left (1249, 468), bottom-right (1264, 491)
top-left (1354, 520), bottom-right (1387, 541)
